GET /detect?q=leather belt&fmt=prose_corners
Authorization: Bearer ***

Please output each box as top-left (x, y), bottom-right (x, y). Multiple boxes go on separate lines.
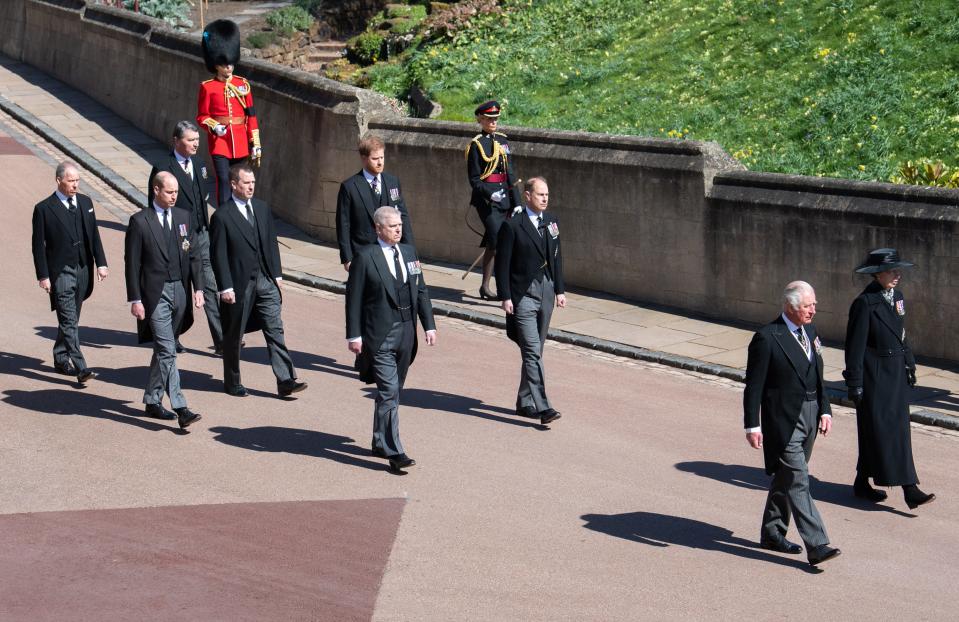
top-left (214, 116), bottom-right (247, 125)
top-left (484, 173), bottom-right (507, 183)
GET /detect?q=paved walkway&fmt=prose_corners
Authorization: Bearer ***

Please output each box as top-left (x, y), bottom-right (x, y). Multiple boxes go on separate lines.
top-left (2, 54), bottom-right (957, 429)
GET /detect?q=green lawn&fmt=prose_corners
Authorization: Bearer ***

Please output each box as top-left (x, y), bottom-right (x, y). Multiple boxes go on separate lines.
top-left (364, 0), bottom-right (959, 181)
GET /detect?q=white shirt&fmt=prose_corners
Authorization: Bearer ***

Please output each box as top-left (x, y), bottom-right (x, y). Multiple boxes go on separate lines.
top-left (526, 206), bottom-right (546, 230)
top-left (745, 314), bottom-right (829, 433)
top-left (362, 169), bottom-right (382, 192)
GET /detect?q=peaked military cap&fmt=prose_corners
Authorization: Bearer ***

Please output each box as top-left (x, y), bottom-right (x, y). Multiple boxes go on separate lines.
top-left (474, 100), bottom-right (501, 118)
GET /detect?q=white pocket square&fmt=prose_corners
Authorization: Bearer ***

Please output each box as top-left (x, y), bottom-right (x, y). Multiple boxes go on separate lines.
top-left (87, 208), bottom-right (93, 212)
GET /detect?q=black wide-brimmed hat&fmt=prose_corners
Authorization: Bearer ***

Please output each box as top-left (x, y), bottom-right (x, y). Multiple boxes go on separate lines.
top-left (854, 248), bottom-right (915, 274)
top-left (202, 20), bottom-right (241, 73)
top-left (474, 100), bottom-right (501, 117)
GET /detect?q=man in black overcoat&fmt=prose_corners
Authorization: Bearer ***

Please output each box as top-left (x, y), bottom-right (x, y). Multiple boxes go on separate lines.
top-left (346, 207), bottom-right (436, 472)
top-left (495, 177), bottom-right (564, 426)
top-left (148, 120), bottom-right (222, 354)
top-left (125, 172), bottom-right (203, 429)
top-left (31, 161), bottom-right (108, 383)
top-left (210, 163), bottom-right (306, 399)
top-left (336, 134), bottom-right (413, 271)
top-left (743, 280), bottom-right (840, 567)
top-left (843, 248), bottom-right (935, 509)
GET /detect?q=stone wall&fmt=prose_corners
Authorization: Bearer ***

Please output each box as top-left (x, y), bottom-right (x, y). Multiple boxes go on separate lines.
top-left (2, 0), bottom-right (959, 359)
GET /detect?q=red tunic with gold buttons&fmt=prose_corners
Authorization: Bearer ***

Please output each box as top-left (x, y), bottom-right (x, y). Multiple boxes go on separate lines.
top-left (196, 75), bottom-right (260, 159)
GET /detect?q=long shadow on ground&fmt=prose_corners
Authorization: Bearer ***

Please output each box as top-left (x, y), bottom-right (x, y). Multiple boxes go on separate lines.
top-left (209, 425), bottom-right (388, 472)
top-left (675, 461), bottom-right (914, 517)
top-left (581, 511), bottom-right (814, 571)
top-left (2, 387), bottom-right (181, 433)
top-left (34, 325), bottom-right (140, 350)
top-left (360, 386), bottom-right (545, 429)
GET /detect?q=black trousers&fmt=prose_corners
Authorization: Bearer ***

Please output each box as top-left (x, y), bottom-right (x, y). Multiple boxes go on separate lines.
top-left (211, 155), bottom-right (245, 207)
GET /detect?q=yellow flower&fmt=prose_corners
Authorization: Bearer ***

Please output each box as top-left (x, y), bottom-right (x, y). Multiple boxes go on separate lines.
top-left (858, 165), bottom-right (866, 171)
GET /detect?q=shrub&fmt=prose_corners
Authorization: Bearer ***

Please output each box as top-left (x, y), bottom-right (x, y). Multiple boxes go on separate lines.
top-left (293, 0), bottom-right (325, 17)
top-left (123, 0), bottom-right (192, 29)
top-left (348, 31), bottom-right (386, 66)
top-left (266, 6), bottom-right (315, 37)
top-left (247, 32), bottom-right (279, 50)
top-left (890, 160), bottom-right (959, 188)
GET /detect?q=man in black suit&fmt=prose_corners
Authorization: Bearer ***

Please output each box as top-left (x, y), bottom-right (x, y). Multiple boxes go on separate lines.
top-left (495, 177), bottom-right (564, 426)
top-left (743, 280), bottom-right (840, 567)
top-left (148, 120), bottom-right (222, 354)
top-left (210, 163), bottom-right (306, 398)
top-left (336, 134), bottom-right (413, 271)
top-left (31, 161), bottom-right (108, 383)
top-left (125, 172), bottom-right (203, 430)
top-left (346, 206), bottom-right (436, 471)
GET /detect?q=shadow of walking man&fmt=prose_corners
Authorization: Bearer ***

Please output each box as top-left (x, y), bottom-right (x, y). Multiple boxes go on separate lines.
top-left (581, 511), bottom-right (813, 571)
top-left (2, 388), bottom-right (180, 433)
top-left (209, 425), bottom-right (389, 472)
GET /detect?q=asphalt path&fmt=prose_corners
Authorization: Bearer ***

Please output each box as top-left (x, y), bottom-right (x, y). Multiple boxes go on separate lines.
top-left (1, 119), bottom-right (957, 621)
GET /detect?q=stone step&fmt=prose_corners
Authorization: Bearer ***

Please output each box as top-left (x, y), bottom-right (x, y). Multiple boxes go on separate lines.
top-left (308, 52), bottom-right (343, 62)
top-left (312, 41), bottom-right (346, 52)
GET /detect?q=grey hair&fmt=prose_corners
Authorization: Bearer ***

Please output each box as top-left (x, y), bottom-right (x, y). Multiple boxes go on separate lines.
top-left (55, 161), bottom-right (79, 179)
top-left (782, 280), bottom-right (814, 309)
top-left (373, 206), bottom-right (402, 226)
top-left (173, 120), bottom-right (199, 139)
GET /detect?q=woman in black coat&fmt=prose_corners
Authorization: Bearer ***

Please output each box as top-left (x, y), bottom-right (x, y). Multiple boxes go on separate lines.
top-left (843, 248), bottom-right (935, 510)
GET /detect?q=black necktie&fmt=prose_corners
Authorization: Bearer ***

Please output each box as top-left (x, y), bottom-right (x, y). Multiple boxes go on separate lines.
top-left (537, 215), bottom-right (544, 236)
top-left (371, 177), bottom-right (380, 196)
top-left (181, 159), bottom-right (192, 179)
top-left (392, 246), bottom-right (403, 286)
top-left (795, 328), bottom-right (808, 352)
top-left (243, 202), bottom-right (255, 228)
top-left (67, 197), bottom-right (76, 212)
top-left (163, 208), bottom-right (171, 232)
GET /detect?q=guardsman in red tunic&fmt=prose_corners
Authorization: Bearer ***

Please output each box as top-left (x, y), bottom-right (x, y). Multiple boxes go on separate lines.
top-left (197, 19), bottom-right (262, 205)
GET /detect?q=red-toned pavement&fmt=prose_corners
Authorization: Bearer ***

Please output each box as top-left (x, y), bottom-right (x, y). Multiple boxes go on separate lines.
top-left (1, 112), bottom-right (958, 621)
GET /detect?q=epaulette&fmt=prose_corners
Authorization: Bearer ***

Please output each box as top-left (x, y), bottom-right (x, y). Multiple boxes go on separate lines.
top-left (494, 131), bottom-right (508, 138)
top-left (201, 78), bottom-right (215, 84)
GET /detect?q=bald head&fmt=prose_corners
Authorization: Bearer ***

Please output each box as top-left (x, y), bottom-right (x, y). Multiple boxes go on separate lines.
top-left (153, 171), bottom-right (179, 209)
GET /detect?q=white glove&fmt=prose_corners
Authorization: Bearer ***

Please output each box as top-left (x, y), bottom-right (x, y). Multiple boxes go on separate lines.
top-left (512, 205), bottom-right (523, 215)
top-left (490, 189), bottom-right (505, 203)
top-left (252, 146), bottom-right (262, 159)
top-left (213, 124), bottom-right (227, 136)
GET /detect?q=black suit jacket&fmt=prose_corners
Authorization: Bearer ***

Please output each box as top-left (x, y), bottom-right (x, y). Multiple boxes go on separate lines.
top-left (335, 171), bottom-right (413, 264)
top-left (209, 197), bottom-right (283, 334)
top-left (147, 152), bottom-right (211, 230)
top-left (345, 242), bottom-right (435, 383)
top-left (743, 316), bottom-right (831, 474)
top-left (124, 206), bottom-right (203, 343)
top-left (494, 210), bottom-right (565, 308)
top-left (31, 192), bottom-right (108, 311)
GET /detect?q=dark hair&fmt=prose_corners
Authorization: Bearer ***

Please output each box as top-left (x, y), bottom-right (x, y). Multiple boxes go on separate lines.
top-left (173, 120), bottom-right (199, 139)
top-left (229, 162), bottom-right (255, 182)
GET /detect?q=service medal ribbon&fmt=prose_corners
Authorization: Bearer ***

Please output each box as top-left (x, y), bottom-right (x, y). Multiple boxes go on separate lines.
top-left (201, 166), bottom-right (208, 180)
top-left (178, 223), bottom-right (188, 237)
top-left (181, 239), bottom-right (190, 252)
top-left (502, 143), bottom-right (511, 154)
top-left (390, 187), bottom-right (400, 201)
top-left (406, 260), bottom-right (422, 275)
top-left (237, 84), bottom-right (249, 95)
top-left (896, 299), bottom-right (905, 316)
top-left (814, 336), bottom-right (822, 354)
top-left (547, 222), bottom-right (559, 238)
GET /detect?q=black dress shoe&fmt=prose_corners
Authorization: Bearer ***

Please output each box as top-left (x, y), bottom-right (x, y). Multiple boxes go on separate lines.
top-left (478, 286), bottom-right (496, 301)
top-left (76, 369), bottom-right (96, 383)
top-left (515, 406), bottom-right (538, 419)
top-left (371, 444), bottom-right (388, 459)
top-left (904, 485), bottom-right (936, 510)
top-left (214, 346), bottom-right (223, 356)
top-left (807, 544), bottom-right (841, 566)
top-left (145, 403), bottom-right (177, 420)
top-left (760, 536), bottom-right (803, 555)
top-left (539, 409), bottom-right (562, 425)
top-left (225, 384), bottom-right (248, 397)
top-left (175, 407), bottom-right (201, 430)
top-left (389, 454), bottom-right (415, 470)
top-left (54, 361), bottom-right (76, 375)
top-left (277, 379), bottom-right (308, 397)
top-left (853, 476), bottom-right (888, 502)
top-left (175, 340), bottom-right (185, 354)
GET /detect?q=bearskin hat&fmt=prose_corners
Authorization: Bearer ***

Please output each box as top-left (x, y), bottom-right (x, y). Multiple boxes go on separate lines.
top-left (202, 20), bottom-right (241, 73)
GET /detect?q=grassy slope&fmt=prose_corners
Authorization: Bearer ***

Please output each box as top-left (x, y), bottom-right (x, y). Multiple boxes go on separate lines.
top-left (366, 0), bottom-right (959, 181)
